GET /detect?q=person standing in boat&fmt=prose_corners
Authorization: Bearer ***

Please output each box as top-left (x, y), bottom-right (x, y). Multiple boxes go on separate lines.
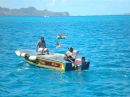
top-left (36, 37), bottom-right (49, 54)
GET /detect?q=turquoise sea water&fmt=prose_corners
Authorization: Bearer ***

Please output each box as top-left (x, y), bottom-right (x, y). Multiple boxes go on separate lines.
top-left (0, 16), bottom-right (130, 97)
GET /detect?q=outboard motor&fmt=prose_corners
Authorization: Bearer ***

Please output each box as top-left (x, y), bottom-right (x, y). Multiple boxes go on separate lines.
top-left (82, 57), bottom-right (86, 65)
top-left (77, 57), bottom-right (85, 71)
top-left (77, 57), bottom-right (86, 71)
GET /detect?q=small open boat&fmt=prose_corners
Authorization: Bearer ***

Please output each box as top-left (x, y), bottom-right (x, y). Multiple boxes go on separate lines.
top-left (15, 50), bottom-right (90, 71)
top-left (57, 34), bottom-right (66, 39)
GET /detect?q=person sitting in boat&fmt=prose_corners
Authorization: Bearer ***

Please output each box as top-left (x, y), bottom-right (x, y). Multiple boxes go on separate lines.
top-left (64, 47), bottom-right (78, 62)
top-left (36, 37), bottom-right (49, 54)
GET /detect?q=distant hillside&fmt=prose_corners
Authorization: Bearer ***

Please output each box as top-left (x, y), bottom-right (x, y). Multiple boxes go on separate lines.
top-left (0, 6), bottom-right (69, 16)
top-left (124, 13), bottom-right (130, 15)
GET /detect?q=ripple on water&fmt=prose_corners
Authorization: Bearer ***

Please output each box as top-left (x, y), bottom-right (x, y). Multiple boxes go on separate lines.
top-left (0, 16), bottom-right (130, 97)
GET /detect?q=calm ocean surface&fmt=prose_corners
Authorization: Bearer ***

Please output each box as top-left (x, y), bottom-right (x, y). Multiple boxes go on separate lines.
top-left (0, 16), bottom-right (130, 97)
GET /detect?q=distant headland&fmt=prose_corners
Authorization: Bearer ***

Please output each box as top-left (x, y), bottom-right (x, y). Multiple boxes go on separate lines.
top-left (0, 6), bottom-right (69, 16)
top-left (125, 13), bottom-right (130, 15)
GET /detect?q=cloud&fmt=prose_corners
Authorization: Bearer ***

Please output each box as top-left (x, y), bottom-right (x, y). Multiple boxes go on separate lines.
top-left (49, 0), bottom-right (56, 6)
top-left (49, 0), bottom-right (68, 6)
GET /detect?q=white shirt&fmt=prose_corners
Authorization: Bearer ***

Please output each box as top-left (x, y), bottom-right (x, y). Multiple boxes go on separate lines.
top-left (66, 50), bottom-right (78, 58)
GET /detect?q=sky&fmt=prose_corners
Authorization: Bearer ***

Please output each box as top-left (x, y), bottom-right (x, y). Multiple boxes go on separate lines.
top-left (0, 0), bottom-right (130, 16)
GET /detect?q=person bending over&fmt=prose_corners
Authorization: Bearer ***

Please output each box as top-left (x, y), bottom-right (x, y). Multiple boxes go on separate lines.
top-left (64, 47), bottom-right (78, 62)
